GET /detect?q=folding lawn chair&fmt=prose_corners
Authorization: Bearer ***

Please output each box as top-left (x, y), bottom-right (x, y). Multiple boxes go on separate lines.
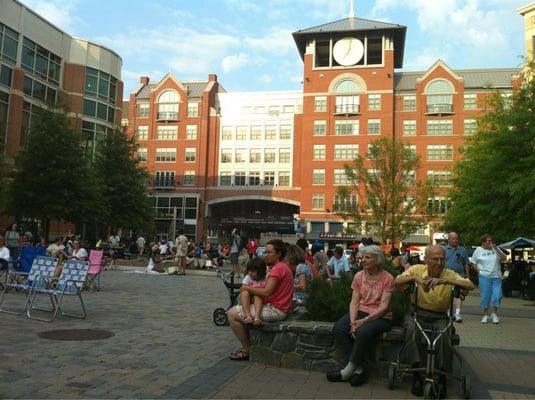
top-left (83, 250), bottom-right (105, 291)
top-left (27, 259), bottom-right (89, 322)
top-left (15, 246), bottom-right (47, 286)
top-left (0, 256), bottom-right (58, 315)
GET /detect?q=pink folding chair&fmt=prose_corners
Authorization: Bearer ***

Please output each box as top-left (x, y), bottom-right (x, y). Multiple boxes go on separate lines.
top-left (84, 250), bottom-right (105, 291)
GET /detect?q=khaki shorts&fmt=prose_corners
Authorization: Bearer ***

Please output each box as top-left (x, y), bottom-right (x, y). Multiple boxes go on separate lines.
top-left (235, 303), bottom-right (287, 322)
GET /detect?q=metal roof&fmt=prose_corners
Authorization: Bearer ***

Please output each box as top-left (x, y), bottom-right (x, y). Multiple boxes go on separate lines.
top-left (135, 80), bottom-right (226, 99)
top-left (292, 17), bottom-right (407, 68)
top-left (394, 68), bottom-right (520, 91)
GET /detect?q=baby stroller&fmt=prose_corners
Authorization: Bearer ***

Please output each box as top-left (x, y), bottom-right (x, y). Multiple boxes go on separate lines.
top-left (387, 283), bottom-right (471, 399)
top-left (212, 265), bottom-right (242, 326)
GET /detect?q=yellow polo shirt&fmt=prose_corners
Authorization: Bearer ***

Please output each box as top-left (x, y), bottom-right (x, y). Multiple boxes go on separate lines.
top-left (399, 264), bottom-right (468, 313)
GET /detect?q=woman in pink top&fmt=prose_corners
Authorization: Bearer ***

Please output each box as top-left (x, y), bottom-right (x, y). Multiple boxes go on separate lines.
top-left (326, 245), bottom-right (394, 386)
top-left (228, 239), bottom-right (294, 361)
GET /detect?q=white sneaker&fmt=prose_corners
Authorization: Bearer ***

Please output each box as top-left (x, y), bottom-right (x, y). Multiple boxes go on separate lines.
top-left (490, 313), bottom-right (500, 324)
top-left (481, 315), bottom-right (489, 324)
top-left (454, 313), bottom-right (463, 323)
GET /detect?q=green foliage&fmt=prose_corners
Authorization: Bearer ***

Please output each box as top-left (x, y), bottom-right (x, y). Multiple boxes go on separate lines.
top-left (443, 67), bottom-right (535, 244)
top-left (337, 137), bottom-right (434, 244)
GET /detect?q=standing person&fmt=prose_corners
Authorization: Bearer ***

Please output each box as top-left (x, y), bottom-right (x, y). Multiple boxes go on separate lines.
top-left (246, 238), bottom-right (258, 259)
top-left (443, 232), bottom-right (471, 322)
top-left (0, 235), bottom-right (11, 271)
top-left (230, 228), bottom-right (242, 279)
top-left (175, 230), bottom-right (189, 276)
top-left (471, 234), bottom-right (507, 324)
top-left (5, 223), bottom-right (19, 268)
top-left (108, 232), bottom-right (120, 249)
top-left (327, 246), bottom-right (350, 281)
top-left (136, 235), bottom-right (146, 256)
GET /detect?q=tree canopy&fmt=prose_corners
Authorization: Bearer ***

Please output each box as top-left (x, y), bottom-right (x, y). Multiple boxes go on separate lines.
top-left (443, 73), bottom-right (535, 244)
top-left (337, 136), bottom-right (434, 244)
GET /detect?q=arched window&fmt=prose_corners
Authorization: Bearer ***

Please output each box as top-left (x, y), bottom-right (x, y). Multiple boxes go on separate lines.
top-left (157, 90), bottom-right (180, 120)
top-left (334, 79), bottom-right (361, 114)
top-left (426, 80), bottom-right (453, 113)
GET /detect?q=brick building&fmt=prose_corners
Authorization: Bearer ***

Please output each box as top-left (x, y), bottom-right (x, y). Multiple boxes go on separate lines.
top-left (127, 16), bottom-right (519, 244)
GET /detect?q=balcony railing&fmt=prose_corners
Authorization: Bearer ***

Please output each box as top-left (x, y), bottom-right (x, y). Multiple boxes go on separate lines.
top-left (157, 111), bottom-right (179, 121)
top-left (334, 104), bottom-right (360, 115)
top-left (426, 104), bottom-right (453, 114)
top-left (151, 178), bottom-right (176, 189)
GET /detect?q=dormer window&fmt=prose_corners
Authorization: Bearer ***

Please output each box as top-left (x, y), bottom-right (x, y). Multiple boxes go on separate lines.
top-left (334, 79), bottom-right (361, 114)
top-left (426, 80), bottom-right (454, 114)
top-left (157, 90), bottom-right (179, 121)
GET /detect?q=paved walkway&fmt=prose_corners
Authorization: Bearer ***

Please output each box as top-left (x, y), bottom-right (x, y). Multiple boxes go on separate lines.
top-left (0, 268), bottom-right (533, 399)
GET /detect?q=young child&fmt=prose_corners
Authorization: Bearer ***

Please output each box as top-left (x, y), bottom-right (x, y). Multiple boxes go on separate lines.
top-left (240, 257), bottom-right (267, 326)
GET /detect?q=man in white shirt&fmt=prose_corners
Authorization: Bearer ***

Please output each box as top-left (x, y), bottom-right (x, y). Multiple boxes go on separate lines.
top-left (327, 246), bottom-right (350, 280)
top-left (108, 233), bottom-right (120, 249)
top-left (136, 235), bottom-right (146, 256)
top-left (0, 235), bottom-right (11, 270)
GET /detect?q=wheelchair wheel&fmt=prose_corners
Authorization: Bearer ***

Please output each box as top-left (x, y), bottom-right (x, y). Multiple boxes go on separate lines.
top-left (462, 375), bottom-right (471, 399)
top-left (387, 363), bottom-right (397, 390)
top-left (424, 381), bottom-right (438, 399)
top-left (213, 308), bottom-right (228, 326)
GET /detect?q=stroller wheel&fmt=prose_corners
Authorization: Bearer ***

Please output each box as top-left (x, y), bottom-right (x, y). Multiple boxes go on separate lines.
top-left (387, 363), bottom-right (397, 390)
top-left (213, 308), bottom-right (228, 326)
top-left (424, 381), bottom-right (438, 399)
top-left (462, 375), bottom-right (471, 399)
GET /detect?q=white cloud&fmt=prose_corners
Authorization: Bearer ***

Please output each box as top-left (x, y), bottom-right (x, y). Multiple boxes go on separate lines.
top-left (18, 0), bottom-right (82, 33)
top-left (221, 53), bottom-right (250, 72)
top-left (259, 74), bottom-right (274, 84)
top-left (243, 28), bottom-right (295, 55)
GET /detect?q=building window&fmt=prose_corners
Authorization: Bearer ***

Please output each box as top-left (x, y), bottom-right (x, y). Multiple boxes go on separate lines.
top-left (251, 125), bottom-right (262, 140)
top-left (155, 171), bottom-right (175, 188)
top-left (24, 76), bottom-right (56, 105)
top-left (138, 102), bottom-right (149, 118)
top-left (235, 172), bottom-right (246, 186)
top-left (501, 92), bottom-right (513, 109)
top-left (0, 91), bottom-right (10, 150)
top-left (403, 120), bottom-right (416, 136)
top-left (265, 125), bottom-right (276, 140)
top-left (236, 126), bottom-right (248, 140)
top-left (83, 98), bottom-right (115, 123)
top-left (280, 125), bottom-right (292, 140)
top-left (0, 64), bottom-right (13, 88)
top-left (278, 171), bottom-right (290, 186)
top-left (313, 145), bottom-right (326, 160)
top-left (464, 119), bottom-right (477, 136)
top-left (335, 95), bottom-right (360, 113)
top-left (222, 126), bottom-right (233, 140)
top-left (313, 169), bottom-right (325, 185)
top-left (264, 171), bottom-right (275, 186)
top-left (81, 120), bottom-right (110, 156)
top-left (155, 148), bottom-right (176, 162)
top-left (427, 197), bottom-right (452, 215)
top-left (312, 194), bottom-right (325, 209)
top-left (184, 170), bottom-right (195, 185)
top-left (427, 145), bottom-right (453, 161)
top-left (283, 105), bottom-right (294, 113)
top-left (367, 119), bottom-right (381, 135)
top-left (268, 106), bottom-right (279, 116)
top-left (404, 144), bottom-right (417, 157)
top-left (249, 172), bottom-right (261, 186)
top-left (334, 144), bottom-right (358, 160)
top-left (221, 149), bottom-right (232, 163)
top-left (368, 94), bottom-right (381, 110)
top-left (21, 37), bottom-right (61, 84)
top-left (187, 102), bottom-right (199, 117)
top-left (84, 67), bottom-right (117, 105)
top-left (426, 80), bottom-right (453, 113)
top-left (314, 120), bottom-right (327, 136)
top-left (427, 120), bottom-right (453, 136)
top-left (250, 149), bottom-right (261, 163)
top-left (186, 125), bottom-right (198, 140)
top-left (157, 90), bottom-right (179, 120)
top-left (255, 106), bottom-right (266, 114)
top-left (464, 94), bottom-right (477, 110)
top-left (136, 126), bottom-right (149, 141)
top-left (0, 23), bottom-right (18, 65)
top-left (314, 96), bottom-right (327, 112)
top-left (279, 148), bottom-right (291, 163)
top-left (220, 172), bottom-right (232, 186)
top-left (235, 148), bottom-right (246, 163)
top-left (335, 120), bottom-right (359, 135)
top-left (403, 95), bottom-right (416, 111)
top-left (185, 148), bottom-right (196, 162)
top-left (334, 169), bottom-right (350, 185)
top-left (157, 126), bottom-right (178, 140)
top-left (264, 148), bottom-right (276, 163)
top-left (334, 194), bottom-right (357, 213)
top-left (137, 148), bottom-right (147, 162)
top-left (427, 170), bottom-right (452, 187)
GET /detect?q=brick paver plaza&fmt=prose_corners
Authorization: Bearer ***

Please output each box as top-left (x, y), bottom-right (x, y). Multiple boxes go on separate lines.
top-left (0, 268), bottom-right (533, 399)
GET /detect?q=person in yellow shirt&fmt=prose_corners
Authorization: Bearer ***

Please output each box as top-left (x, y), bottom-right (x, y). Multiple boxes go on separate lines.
top-left (394, 245), bottom-right (475, 396)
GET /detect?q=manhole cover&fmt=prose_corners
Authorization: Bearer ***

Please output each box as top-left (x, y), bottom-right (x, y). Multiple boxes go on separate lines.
top-left (38, 328), bottom-right (114, 341)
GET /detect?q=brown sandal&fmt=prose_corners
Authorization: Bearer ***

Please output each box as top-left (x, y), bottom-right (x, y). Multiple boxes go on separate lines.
top-left (229, 350), bottom-right (249, 361)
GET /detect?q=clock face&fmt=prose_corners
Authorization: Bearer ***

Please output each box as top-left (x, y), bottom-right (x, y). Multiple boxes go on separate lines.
top-left (332, 37), bottom-right (364, 66)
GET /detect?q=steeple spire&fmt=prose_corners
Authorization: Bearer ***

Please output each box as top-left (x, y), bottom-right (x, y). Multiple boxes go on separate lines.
top-left (349, 0), bottom-right (355, 18)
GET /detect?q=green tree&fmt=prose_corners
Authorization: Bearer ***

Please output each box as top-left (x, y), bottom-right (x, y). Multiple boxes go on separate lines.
top-left (336, 137), bottom-right (434, 244)
top-left (443, 73), bottom-right (535, 244)
top-left (93, 129), bottom-right (152, 231)
top-left (6, 107), bottom-right (103, 239)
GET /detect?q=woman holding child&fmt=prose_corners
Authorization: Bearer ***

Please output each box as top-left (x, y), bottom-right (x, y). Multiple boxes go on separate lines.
top-left (326, 245), bottom-right (394, 386)
top-left (228, 239), bottom-right (294, 361)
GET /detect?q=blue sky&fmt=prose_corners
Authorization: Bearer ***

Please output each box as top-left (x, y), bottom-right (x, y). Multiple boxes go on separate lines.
top-left (19, 0), bottom-right (529, 97)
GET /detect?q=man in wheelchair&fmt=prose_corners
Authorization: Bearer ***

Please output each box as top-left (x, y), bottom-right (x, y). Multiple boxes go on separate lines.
top-left (394, 245), bottom-right (475, 397)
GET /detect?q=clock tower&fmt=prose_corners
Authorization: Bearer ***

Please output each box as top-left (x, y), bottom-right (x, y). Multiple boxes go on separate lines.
top-left (291, 16), bottom-right (406, 237)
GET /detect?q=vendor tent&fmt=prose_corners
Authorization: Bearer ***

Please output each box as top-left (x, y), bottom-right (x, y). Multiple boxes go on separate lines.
top-left (498, 237), bottom-right (535, 249)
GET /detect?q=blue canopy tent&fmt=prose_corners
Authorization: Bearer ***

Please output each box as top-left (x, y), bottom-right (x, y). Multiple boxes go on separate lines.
top-left (498, 237), bottom-right (535, 249)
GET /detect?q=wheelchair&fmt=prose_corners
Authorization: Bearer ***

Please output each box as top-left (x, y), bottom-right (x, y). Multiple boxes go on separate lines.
top-left (387, 283), bottom-right (471, 399)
